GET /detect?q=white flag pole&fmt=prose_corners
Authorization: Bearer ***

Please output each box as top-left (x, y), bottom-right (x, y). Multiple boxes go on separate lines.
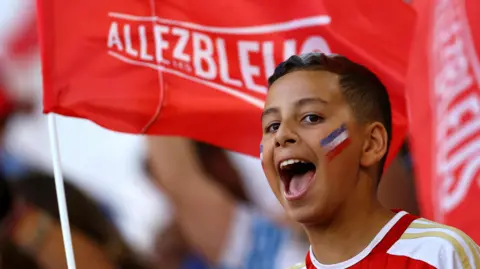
top-left (47, 113), bottom-right (77, 269)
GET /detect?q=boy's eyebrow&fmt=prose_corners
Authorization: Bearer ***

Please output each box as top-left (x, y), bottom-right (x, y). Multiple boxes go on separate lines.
top-left (261, 107), bottom-right (279, 120)
top-left (295, 97), bottom-right (328, 107)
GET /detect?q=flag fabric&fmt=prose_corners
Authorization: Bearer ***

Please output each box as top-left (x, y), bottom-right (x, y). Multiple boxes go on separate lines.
top-left (406, 0), bottom-right (480, 241)
top-left (37, 0), bottom-right (415, 167)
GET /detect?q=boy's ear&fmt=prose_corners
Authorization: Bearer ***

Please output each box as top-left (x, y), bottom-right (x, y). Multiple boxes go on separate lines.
top-left (360, 122), bottom-right (388, 168)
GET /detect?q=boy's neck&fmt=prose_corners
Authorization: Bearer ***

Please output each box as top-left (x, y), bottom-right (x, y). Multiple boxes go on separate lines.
top-left (303, 178), bottom-right (395, 265)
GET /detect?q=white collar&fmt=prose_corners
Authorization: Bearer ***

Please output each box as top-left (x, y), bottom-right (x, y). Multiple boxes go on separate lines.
top-left (309, 211), bottom-right (407, 269)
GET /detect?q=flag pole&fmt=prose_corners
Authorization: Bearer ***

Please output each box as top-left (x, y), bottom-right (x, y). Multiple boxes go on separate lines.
top-left (47, 113), bottom-right (77, 269)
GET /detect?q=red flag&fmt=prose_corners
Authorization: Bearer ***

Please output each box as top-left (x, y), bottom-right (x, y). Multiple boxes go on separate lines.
top-left (407, 0), bottom-right (480, 239)
top-left (38, 0), bottom-right (414, 165)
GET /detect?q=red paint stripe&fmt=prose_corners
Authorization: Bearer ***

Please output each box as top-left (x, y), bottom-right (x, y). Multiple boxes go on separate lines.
top-left (326, 138), bottom-right (351, 161)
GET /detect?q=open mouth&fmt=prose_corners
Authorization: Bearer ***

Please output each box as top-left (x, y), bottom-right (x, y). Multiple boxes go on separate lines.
top-left (279, 159), bottom-right (316, 199)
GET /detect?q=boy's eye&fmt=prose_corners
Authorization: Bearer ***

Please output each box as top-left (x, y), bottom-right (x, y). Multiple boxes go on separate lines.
top-left (265, 123), bottom-right (280, 133)
top-left (302, 114), bottom-right (324, 124)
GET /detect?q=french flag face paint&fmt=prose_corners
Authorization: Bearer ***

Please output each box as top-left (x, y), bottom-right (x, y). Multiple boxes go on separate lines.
top-left (320, 124), bottom-right (351, 160)
top-left (260, 144), bottom-right (266, 169)
top-left (260, 144), bottom-right (263, 161)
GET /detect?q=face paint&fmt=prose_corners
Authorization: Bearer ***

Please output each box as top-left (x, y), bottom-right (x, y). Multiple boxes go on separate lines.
top-left (260, 144), bottom-right (266, 169)
top-left (320, 124), bottom-right (351, 160)
top-left (259, 144), bottom-right (263, 161)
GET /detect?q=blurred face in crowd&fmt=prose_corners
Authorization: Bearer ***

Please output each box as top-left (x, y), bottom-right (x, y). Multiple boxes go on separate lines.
top-left (260, 70), bottom-right (372, 225)
top-left (8, 206), bottom-right (119, 269)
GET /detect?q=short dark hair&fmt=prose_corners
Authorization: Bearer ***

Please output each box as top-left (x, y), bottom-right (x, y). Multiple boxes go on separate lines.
top-left (268, 53), bottom-right (392, 177)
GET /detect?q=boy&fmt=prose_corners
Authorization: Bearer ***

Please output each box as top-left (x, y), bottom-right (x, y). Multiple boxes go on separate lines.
top-left (260, 53), bottom-right (480, 269)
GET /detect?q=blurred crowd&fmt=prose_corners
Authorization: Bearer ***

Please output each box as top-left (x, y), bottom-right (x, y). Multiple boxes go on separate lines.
top-left (0, 66), bottom-right (419, 269)
top-left (0, 0), bottom-right (470, 269)
top-left (0, 101), bottom-right (419, 269)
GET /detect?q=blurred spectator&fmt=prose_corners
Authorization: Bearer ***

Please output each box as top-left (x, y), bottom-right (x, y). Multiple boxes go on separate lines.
top-left (0, 81), bottom-right (32, 180)
top-left (150, 142), bottom-right (250, 268)
top-left (5, 109), bottom-right (166, 255)
top-left (224, 150), bottom-right (285, 220)
top-left (147, 136), bottom-right (308, 269)
top-left (0, 168), bottom-right (12, 223)
top-left (0, 239), bottom-right (42, 269)
top-left (0, 171), bottom-right (40, 269)
top-left (1, 171), bottom-right (151, 269)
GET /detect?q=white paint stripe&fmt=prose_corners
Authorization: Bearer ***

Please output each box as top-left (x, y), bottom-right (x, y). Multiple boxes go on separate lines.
top-left (108, 51), bottom-right (265, 108)
top-left (108, 12), bottom-right (331, 35)
top-left (324, 130), bottom-right (348, 152)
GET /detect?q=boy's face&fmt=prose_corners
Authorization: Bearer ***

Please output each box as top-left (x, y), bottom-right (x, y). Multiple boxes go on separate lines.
top-left (261, 70), bottom-right (367, 224)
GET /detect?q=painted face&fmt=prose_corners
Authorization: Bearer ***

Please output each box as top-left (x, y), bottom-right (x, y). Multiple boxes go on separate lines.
top-left (261, 70), bottom-right (364, 224)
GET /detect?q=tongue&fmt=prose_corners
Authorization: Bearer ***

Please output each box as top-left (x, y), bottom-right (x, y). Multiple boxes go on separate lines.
top-left (289, 170), bottom-right (315, 195)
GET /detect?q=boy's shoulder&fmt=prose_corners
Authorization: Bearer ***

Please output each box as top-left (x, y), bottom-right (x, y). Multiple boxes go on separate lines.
top-left (397, 217), bottom-right (478, 250)
top-left (389, 217), bottom-right (480, 268)
top-left (284, 215), bottom-right (480, 269)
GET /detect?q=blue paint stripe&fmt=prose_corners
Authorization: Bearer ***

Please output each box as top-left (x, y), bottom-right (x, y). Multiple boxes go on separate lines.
top-left (320, 124), bottom-right (346, 146)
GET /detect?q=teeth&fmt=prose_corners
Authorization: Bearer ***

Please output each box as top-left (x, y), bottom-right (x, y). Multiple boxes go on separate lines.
top-left (280, 159), bottom-right (307, 169)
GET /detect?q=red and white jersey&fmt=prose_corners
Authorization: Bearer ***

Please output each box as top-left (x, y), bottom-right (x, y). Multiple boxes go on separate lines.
top-left (289, 211), bottom-right (480, 269)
